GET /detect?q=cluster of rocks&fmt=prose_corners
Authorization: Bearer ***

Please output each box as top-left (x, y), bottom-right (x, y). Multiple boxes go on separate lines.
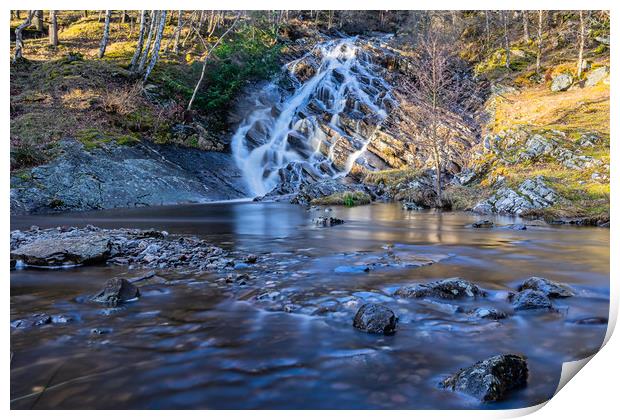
top-left (550, 65), bottom-right (609, 92)
top-left (10, 225), bottom-right (238, 271)
top-left (473, 176), bottom-right (560, 215)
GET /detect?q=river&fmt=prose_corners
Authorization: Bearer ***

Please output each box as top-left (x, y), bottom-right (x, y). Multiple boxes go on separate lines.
top-left (10, 201), bottom-right (609, 409)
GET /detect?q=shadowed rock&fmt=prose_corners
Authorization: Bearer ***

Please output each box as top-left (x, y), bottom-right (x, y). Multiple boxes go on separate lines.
top-left (511, 289), bottom-right (554, 311)
top-left (472, 307), bottom-right (508, 320)
top-left (353, 303), bottom-right (397, 335)
top-left (395, 278), bottom-right (487, 300)
top-left (91, 278), bottom-right (140, 306)
top-left (517, 277), bottom-right (574, 298)
top-left (441, 354), bottom-right (528, 402)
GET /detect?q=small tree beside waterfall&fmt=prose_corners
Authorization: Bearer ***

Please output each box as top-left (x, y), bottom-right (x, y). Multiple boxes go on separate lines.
top-left (389, 25), bottom-right (484, 207)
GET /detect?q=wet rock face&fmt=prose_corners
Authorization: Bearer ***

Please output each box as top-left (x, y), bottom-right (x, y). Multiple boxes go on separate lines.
top-left (353, 303), bottom-right (397, 335)
top-left (395, 278), bottom-right (487, 300)
top-left (10, 234), bottom-right (111, 267)
top-left (518, 277), bottom-right (574, 298)
top-left (441, 354), bottom-right (528, 402)
top-left (511, 289), bottom-right (554, 311)
top-left (313, 216), bottom-right (345, 227)
top-left (91, 278), bottom-right (140, 306)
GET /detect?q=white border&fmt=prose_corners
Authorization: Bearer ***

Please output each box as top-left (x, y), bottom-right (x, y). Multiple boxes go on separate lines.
top-left (3, 1), bottom-right (617, 418)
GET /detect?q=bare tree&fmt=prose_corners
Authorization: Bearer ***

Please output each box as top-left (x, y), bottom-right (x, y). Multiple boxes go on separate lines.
top-left (388, 28), bottom-right (483, 205)
top-left (577, 11), bottom-right (587, 79)
top-left (98, 10), bottom-right (112, 58)
top-left (522, 11), bottom-right (530, 42)
top-left (484, 11), bottom-right (491, 47)
top-left (502, 11), bottom-right (510, 69)
top-left (188, 13), bottom-right (241, 111)
top-left (49, 10), bottom-right (58, 46)
top-left (130, 10), bottom-right (147, 71)
top-left (13, 11), bottom-right (35, 62)
top-left (536, 10), bottom-right (544, 74)
top-left (143, 11), bottom-right (167, 81)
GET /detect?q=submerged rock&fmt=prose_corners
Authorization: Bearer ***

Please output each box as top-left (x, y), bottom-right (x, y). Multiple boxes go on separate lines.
top-left (517, 277), bottom-right (574, 298)
top-left (395, 278), bottom-right (487, 300)
top-left (472, 307), bottom-right (508, 320)
top-left (402, 202), bottom-right (422, 211)
top-left (313, 216), bottom-right (345, 227)
top-left (10, 313), bottom-right (52, 329)
top-left (511, 289), bottom-right (554, 311)
top-left (471, 220), bottom-right (494, 228)
top-left (10, 234), bottom-right (111, 267)
top-left (441, 354), bottom-right (528, 402)
top-left (91, 278), bottom-right (140, 306)
top-left (352, 303), bottom-right (397, 335)
top-left (572, 317), bottom-right (608, 325)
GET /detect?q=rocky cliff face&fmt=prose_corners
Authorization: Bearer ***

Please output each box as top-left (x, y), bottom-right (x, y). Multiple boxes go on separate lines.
top-left (10, 139), bottom-right (248, 214)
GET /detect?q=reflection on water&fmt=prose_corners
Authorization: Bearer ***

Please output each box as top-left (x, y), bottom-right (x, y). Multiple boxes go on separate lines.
top-left (10, 202), bottom-right (609, 409)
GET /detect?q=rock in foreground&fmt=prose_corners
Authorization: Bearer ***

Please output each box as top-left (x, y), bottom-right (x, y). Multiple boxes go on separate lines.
top-left (395, 278), bottom-right (487, 300)
top-left (511, 289), bottom-right (554, 311)
top-left (441, 354), bottom-right (528, 402)
top-left (517, 277), bottom-right (574, 298)
top-left (353, 303), bottom-right (397, 335)
top-left (91, 278), bottom-right (140, 306)
top-left (10, 234), bottom-right (111, 267)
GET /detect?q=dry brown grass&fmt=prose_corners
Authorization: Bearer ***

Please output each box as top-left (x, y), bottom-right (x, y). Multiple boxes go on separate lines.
top-left (102, 83), bottom-right (142, 116)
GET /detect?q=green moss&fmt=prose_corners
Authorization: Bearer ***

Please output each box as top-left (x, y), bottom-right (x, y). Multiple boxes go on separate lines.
top-left (363, 168), bottom-right (422, 187)
top-left (311, 191), bottom-right (372, 207)
top-left (77, 129), bottom-right (139, 149)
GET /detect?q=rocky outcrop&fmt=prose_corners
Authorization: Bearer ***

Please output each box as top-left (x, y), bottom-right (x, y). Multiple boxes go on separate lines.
top-left (10, 139), bottom-right (247, 215)
top-left (352, 303), bottom-right (397, 334)
top-left (10, 225), bottom-right (234, 271)
top-left (473, 176), bottom-right (559, 215)
top-left (441, 354), bottom-right (528, 402)
top-left (395, 278), bottom-right (487, 300)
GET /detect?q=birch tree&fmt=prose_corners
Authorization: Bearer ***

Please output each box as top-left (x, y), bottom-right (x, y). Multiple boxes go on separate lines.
top-left (98, 10), bottom-right (112, 58)
top-left (138, 10), bottom-right (159, 73)
top-left (536, 10), bottom-right (544, 74)
top-left (143, 11), bottom-right (167, 81)
top-left (130, 10), bottom-right (147, 70)
top-left (13, 11), bottom-right (35, 62)
top-left (173, 10), bottom-right (183, 54)
top-left (522, 11), bottom-right (530, 42)
top-left (49, 10), bottom-right (58, 46)
top-left (33, 10), bottom-right (44, 32)
top-left (502, 11), bottom-right (510, 69)
top-left (576, 11), bottom-right (587, 79)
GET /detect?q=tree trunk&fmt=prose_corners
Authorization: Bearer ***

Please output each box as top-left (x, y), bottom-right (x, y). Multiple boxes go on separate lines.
top-left (138, 10), bottom-right (158, 73)
top-left (173, 10), bottom-right (183, 54)
top-left (536, 10), bottom-right (544, 74)
top-left (484, 11), bottom-right (490, 46)
top-left (49, 11), bottom-right (59, 46)
top-left (13, 11), bottom-right (35, 62)
top-left (33, 10), bottom-right (44, 32)
top-left (577, 11), bottom-right (586, 79)
top-left (144, 11), bottom-right (167, 81)
top-left (98, 10), bottom-right (112, 58)
top-left (188, 14), bottom-right (240, 111)
top-left (522, 11), bottom-right (530, 42)
top-left (130, 10), bottom-right (147, 71)
top-left (503, 11), bottom-right (510, 69)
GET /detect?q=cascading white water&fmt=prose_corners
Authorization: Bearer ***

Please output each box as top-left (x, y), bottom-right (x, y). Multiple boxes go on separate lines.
top-left (231, 37), bottom-right (395, 197)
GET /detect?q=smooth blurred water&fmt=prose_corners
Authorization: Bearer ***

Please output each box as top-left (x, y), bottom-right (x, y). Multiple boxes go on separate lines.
top-left (10, 202), bottom-right (609, 409)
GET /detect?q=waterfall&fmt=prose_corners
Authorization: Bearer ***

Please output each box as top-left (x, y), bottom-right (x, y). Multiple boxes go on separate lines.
top-left (231, 37), bottom-right (395, 197)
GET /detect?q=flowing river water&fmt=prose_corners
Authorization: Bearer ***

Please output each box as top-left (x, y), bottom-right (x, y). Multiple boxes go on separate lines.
top-left (10, 202), bottom-right (609, 409)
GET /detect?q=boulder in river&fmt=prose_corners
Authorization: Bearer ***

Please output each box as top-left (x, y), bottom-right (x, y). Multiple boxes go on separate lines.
top-left (472, 307), bottom-right (508, 320)
top-left (10, 234), bottom-right (111, 267)
top-left (511, 289), bottom-right (554, 311)
top-left (313, 216), bottom-right (345, 227)
top-left (395, 278), bottom-right (487, 300)
top-left (471, 220), bottom-right (494, 228)
top-left (517, 277), bottom-right (574, 298)
top-left (441, 354), bottom-right (528, 402)
top-left (91, 278), bottom-right (140, 306)
top-left (353, 303), bottom-right (397, 335)
top-left (10, 313), bottom-right (52, 329)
